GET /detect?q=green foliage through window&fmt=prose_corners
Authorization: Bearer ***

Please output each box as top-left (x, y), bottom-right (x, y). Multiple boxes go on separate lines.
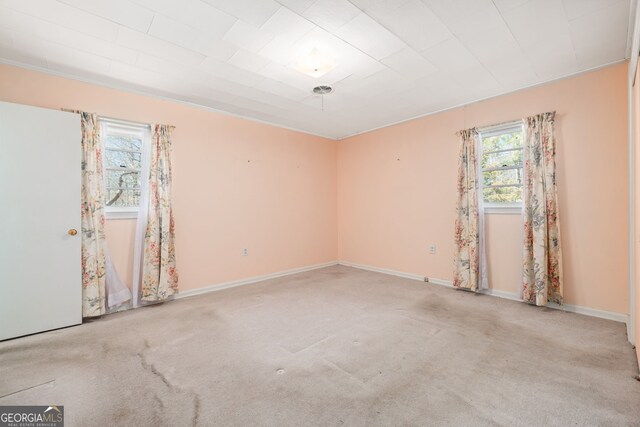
top-left (480, 127), bottom-right (523, 204)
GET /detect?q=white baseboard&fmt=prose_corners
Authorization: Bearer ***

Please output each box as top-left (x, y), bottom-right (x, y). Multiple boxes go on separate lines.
top-left (547, 302), bottom-right (629, 324)
top-left (175, 261), bottom-right (339, 300)
top-left (338, 261), bottom-right (629, 324)
top-left (337, 261), bottom-right (425, 282)
top-left (170, 259), bottom-right (628, 325)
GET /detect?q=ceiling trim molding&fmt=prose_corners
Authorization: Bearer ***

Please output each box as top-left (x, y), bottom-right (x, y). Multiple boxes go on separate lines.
top-left (0, 57), bottom-right (628, 142)
top-left (338, 59), bottom-right (628, 140)
top-left (0, 58), bottom-right (338, 141)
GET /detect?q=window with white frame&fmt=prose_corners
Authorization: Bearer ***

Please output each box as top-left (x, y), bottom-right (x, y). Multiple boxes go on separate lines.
top-left (479, 122), bottom-right (524, 209)
top-left (101, 119), bottom-right (150, 218)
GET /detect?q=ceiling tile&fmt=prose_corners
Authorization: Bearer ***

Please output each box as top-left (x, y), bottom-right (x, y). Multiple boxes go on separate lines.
top-left (348, 0), bottom-right (410, 17)
top-left (45, 42), bottom-right (112, 75)
top-left (201, 0), bottom-right (281, 27)
top-left (421, 37), bottom-right (482, 72)
top-left (0, 6), bottom-right (58, 41)
top-left (1, 0), bottom-right (120, 41)
top-left (199, 57), bottom-right (266, 88)
top-left (290, 26), bottom-right (350, 61)
top-left (334, 13), bottom-right (405, 60)
top-left (135, 53), bottom-right (187, 77)
top-left (0, 7), bottom-right (140, 65)
top-left (116, 27), bottom-right (205, 66)
top-left (524, 35), bottom-right (578, 80)
top-left (411, 71), bottom-right (467, 101)
top-left (109, 61), bottom-right (173, 88)
top-left (485, 51), bottom-right (538, 89)
top-left (257, 61), bottom-right (318, 90)
top-left (569, 0), bottom-right (628, 67)
top-left (274, 0), bottom-right (316, 13)
top-left (180, 1), bottom-right (237, 38)
top-left (53, 26), bottom-right (140, 65)
top-left (453, 8), bottom-right (523, 67)
top-left (381, 47), bottom-right (438, 80)
top-left (0, 23), bottom-right (12, 41)
top-left (421, 0), bottom-right (495, 28)
top-left (259, 32), bottom-right (308, 65)
top-left (443, 4), bottom-right (508, 42)
top-left (374, 0), bottom-right (452, 51)
top-left (205, 75), bottom-right (262, 99)
top-left (259, 79), bottom-right (311, 101)
top-left (501, 0), bottom-right (571, 48)
top-left (227, 49), bottom-right (270, 73)
top-left (262, 6), bottom-right (314, 37)
top-left (562, 0), bottom-right (627, 20)
top-left (148, 14), bottom-right (198, 48)
top-left (329, 46), bottom-right (387, 79)
top-left (448, 64), bottom-right (503, 99)
top-left (224, 20), bottom-right (274, 53)
top-left (0, 37), bottom-right (48, 68)
top-left (1, 28), bottom-right (49, 58)
top-left (491, 0), bottom-right (531, 13)
top-left (301, 0), bottom-right (360, 33)
top-left (191, 35), bottom-right (238, 61)
top-left (57, 0), bottom-right (154, 33)
top-left (571, 38), bottom-right (625, 69)
top-left (336, 68), bottom-right (415, 99)
top-left (130, 0), bottom-right (187, 19)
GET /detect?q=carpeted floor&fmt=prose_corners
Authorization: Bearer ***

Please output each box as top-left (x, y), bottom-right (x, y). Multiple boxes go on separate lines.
top-left (1, 265), bottom-right (639, 426)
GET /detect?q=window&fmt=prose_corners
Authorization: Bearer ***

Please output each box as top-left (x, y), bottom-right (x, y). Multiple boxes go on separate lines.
top-left (101, 119), bottom-right (150, 219)
top-left (479, 123), bottom-right (524, 212)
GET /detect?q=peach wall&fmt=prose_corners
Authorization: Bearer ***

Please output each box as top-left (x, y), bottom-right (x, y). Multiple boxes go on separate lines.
top-left (338, 63), bottom-right (629, 315)
top-left (633, 61), bottom-right (640, 363)
top-left (0, 63), bottom-right (338, 292)
top-left (0, 61), bottom-right (630, 317)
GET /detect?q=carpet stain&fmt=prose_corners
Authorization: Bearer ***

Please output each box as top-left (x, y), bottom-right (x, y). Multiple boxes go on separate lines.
top-left (0, 265), bottom-right (638, 426)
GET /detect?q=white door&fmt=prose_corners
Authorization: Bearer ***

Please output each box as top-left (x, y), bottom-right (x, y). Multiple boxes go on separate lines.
top-left (0, 101), bottom-right (82, 340)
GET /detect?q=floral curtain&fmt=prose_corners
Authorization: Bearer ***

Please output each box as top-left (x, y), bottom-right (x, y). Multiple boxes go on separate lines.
top-left (453, 128), bottom-right (482, 291)
top-left (522, 112), bottom-right (563, 306)
top-left (80, 112), bottom-right (107, 317)
top-left (141, 124), bottom-right (179, 302)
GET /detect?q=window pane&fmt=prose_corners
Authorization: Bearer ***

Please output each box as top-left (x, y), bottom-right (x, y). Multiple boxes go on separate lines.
top-left (105, 170), bottom-right (140, 190)
top-left (483, 168), bottom-right (523, 187)
top-left (483, 186), bottom-right (522, 204)
top-left (482, 131), bottom-right (523, 152)
top-left (105, 149), bottom-right (141, 169)
top-left (482, 149), bottom-right (522, 169)
top-left (105, 188), bottom-right (141, 207)
top-left (105, 134), bottom-right (142, 151)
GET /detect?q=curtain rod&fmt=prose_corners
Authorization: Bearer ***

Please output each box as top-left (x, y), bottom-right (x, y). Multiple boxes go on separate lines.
top-left (459, 111), bottom-right (556, 135)
top-left (477, 118), bottom-right (523, 132)
top-left (60, 108), bottom-right (172, 129)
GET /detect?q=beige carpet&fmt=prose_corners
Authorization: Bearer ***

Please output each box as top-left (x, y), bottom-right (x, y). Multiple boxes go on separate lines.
top-left (1, 265), bottom-right (639, 426)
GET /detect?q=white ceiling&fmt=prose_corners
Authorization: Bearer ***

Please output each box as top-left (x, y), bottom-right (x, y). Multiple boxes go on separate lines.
top-left (0, 0), bottom-right (632, 139)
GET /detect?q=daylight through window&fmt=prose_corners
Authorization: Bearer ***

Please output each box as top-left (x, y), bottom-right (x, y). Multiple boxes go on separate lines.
top-left (479, 123), bottom-right (524, 206)
top-left (101, 120), bottom-right (148, 216)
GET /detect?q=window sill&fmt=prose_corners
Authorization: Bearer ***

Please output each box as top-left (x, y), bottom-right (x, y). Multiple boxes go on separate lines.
top-left (484, 206), bottom-right (522, 215)
top-left (106, 211), bottom-right (138, 220)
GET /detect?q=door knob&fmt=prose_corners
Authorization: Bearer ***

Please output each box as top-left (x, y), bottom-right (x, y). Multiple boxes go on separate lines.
top-left (68, 229), bottom-right (78, 236)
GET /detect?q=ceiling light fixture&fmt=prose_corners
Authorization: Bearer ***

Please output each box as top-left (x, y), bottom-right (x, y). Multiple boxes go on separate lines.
top-left (296, 48), bottom-right (335, 78)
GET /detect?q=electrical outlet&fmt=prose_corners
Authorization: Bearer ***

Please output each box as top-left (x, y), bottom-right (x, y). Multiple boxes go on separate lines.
top-left (242, 248), bottom-right (249, 256)
top-left (429, 244), bottom-right (437, 254)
